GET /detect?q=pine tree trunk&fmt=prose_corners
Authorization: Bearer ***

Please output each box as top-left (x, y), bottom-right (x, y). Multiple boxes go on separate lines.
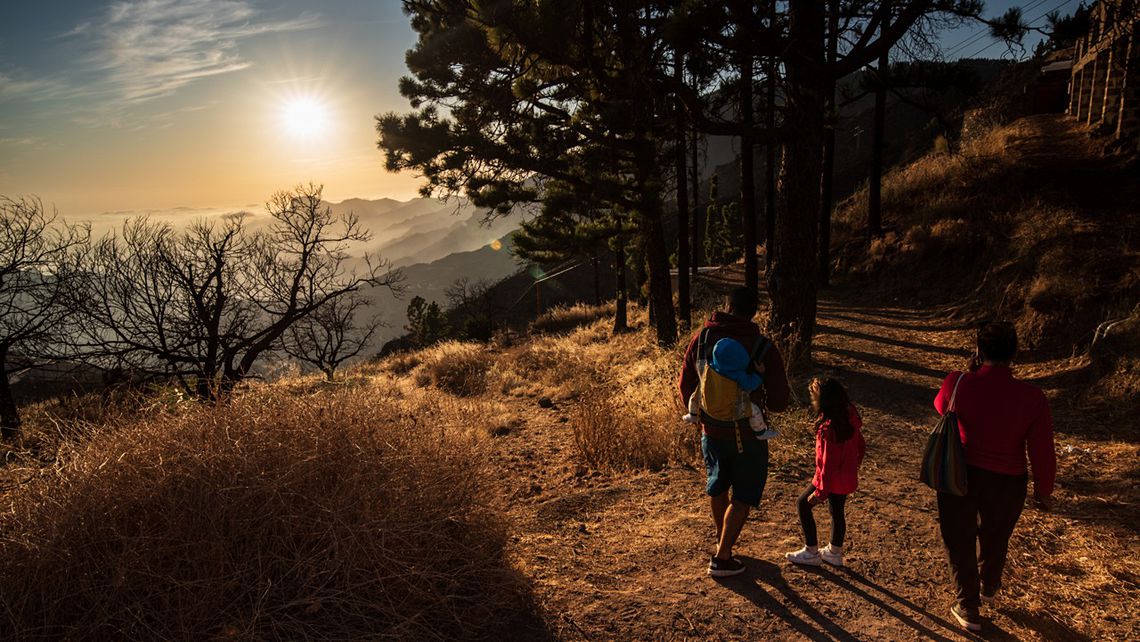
top-left (634, 155), bottom-right (677, 345)
top-left (0, 356), bottom-right (20, 442)
top-left (768, 0), bottom-right (825, 371)
top-left (675, 56), bottom-right (691, 329)
top-left (613, 239), bottom-right (628, 333)
top-left (691, 119), bottom-right (701, 276)
top-left (591, 254), bottom-right (601, 306)
top-left (818, 0), bottom-right (840, 287)
top-left (764, 14), bottom-right (778, 270)
top-left (736, 0), bottom-right (758, 293)
top-left (868, 20), bottom-right (889, 239)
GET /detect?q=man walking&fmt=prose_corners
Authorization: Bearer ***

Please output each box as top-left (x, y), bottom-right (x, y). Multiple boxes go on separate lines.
top-left (678, 286), bottom-right (790, 577)
top-left (933, 321), bottom-right (1056, 632)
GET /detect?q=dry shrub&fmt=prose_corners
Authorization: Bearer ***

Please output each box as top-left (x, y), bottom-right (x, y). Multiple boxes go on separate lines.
top-left (530, 303), bottom-right (615, 335)
top-left (382, 350), bottom-right (421, 376)
top-left (928, 218), bottom-right (970, 246)
top-left (12, 385), bottom-right (190, 462)
top-left (868, 231), bottom-right (899, 264)
top-left (0, 388), bottom-right (536, 640)
top-left (1089, 310), bottom-right (1140, 417)
top-left (900, 224), bottom-right (931, 253)
top-left (571, 387), bottom-right (691, 471)
top-left (415, 341), bottom-right (492, 397)
top-left (554, 310), bottom-right (698, 470)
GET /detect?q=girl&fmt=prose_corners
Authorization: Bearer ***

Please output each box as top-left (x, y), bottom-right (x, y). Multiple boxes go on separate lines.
top-left (786, 378), bottom-right (865, 567)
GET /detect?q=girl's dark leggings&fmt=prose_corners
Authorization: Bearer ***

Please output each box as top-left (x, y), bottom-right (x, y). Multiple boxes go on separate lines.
top-left (797, 483), bottom-right (847, 547)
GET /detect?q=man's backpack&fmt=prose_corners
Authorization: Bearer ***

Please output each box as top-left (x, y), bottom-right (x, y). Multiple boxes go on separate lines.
top-left (693, 329), bottom-right (772, 431)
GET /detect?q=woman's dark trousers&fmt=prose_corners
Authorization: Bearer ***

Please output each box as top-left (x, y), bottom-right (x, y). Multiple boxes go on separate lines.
top-left (937, 466), bottom-right (1028, 609)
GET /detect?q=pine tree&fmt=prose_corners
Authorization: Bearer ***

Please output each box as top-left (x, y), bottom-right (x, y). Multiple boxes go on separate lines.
top-left (405, 296), bottom-right (448, 348)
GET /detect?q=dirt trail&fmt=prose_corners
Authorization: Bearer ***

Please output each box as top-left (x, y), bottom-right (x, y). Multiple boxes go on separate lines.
top-left (490, 291), bottom-right (1138, 641)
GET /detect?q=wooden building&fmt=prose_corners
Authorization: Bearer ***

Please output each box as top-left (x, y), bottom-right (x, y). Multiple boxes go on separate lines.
top-left (1069, 0), bottom-right (1140, 148)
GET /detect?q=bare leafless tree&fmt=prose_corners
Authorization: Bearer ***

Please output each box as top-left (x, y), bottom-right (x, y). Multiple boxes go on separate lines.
top-left (0, 196), bottom-right (89, 439)
top-left (280, 292), bottom-right (382, 381)
top-left (75, 184), bottom-right (403, 398)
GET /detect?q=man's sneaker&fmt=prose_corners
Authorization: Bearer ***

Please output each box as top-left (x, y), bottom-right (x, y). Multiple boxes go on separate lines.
top-left (785, 546), bottom-right (822, 566)
top-left (820, 544), bottom-right (844, 567)
top-left (707, 555), bottom-right (746, 578)
top-left (981, 585), bottom-right (998, 605)
top-left (950, 604), bottom-right (982, 632)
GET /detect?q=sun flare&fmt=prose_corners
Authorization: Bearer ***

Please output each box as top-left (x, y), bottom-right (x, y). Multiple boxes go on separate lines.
top-left (281, 96), bottom-right (330, 139)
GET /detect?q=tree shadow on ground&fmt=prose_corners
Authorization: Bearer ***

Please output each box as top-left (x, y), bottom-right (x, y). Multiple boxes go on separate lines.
top-left (816, 322), bottom-right (967, 358)
top-left (717, 556), bottom-right (861, 641)
top-left (814, 346), bottom-right (948, 381)
top-left (998, 607), bottom-right (1093, 642)
top-left (817, 566), bottom-right (1021, 642)
top-left (731, 559), bottom-right (1018, 642)
top-left (816, 310), bottom-right (968, 333)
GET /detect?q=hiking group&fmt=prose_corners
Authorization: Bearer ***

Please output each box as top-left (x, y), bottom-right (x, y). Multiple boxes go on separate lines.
top-left (677, 287), bottom-right (1057, 634)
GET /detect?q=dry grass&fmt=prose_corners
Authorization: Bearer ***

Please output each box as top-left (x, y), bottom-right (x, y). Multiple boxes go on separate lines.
top-left (571, 387), bottom-right (688, 471)
top-left (380, 350), bottom-right (421, 376)
top-left (409, 341), bottom-right (493, 397)
top-left (530, 303), bottom-right (615, 335)
top-left (0, 383), bottom-right (537, 640)
top-left (518, 307), bottom-right (698, 470)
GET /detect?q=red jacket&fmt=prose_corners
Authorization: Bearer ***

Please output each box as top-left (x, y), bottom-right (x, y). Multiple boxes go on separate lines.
top-left (813, 404), bottom-right (866, 498)
top-left (934, 366), bottom-right (1056, 496)
top-left (678, 311), bottom-right (790, 440)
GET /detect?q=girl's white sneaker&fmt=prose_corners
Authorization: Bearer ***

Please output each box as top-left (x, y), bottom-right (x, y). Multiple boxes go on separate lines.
top-left (785, 546), bottom-right (822, 566)
top-left (820, 544), bottom-right (844, 567)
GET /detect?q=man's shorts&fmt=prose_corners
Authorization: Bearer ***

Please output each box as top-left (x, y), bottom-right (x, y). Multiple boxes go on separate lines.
top-left (701, 433), bottom-right (769, 507)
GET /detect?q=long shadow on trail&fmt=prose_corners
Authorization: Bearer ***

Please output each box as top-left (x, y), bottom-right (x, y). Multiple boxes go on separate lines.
top-left (779, 563), bottom-right (1016, 642)
top-left (816, 304), bottom-right (946, 323)
top-left (719, 557), bottom-right (860, 641)
top-left (816, 323), bottom-right (966, 359)
top-left (814, 346), bottom-right (948, 381)
top-left (818, 311), bottom-right (967, 334)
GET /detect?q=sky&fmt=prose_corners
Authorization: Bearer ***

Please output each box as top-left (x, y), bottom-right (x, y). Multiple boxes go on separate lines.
top-left (0, 0), bottom-right (1070, 217)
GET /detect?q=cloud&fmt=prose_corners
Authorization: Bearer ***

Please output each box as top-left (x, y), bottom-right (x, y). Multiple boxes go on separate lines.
top-left (0, 72), bottom-right (88, 102)
top-left (88, 0), bottom-right (321, 103)
top-left (0, 136), bottom-right (41, 147)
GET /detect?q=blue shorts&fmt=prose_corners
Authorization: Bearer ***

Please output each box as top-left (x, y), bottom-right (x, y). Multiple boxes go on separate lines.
top-left (702, 434), bottom-right (769, 508)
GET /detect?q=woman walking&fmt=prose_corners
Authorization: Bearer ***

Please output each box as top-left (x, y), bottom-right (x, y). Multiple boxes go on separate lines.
top-left (934, 321), bottom-right (1056, 632)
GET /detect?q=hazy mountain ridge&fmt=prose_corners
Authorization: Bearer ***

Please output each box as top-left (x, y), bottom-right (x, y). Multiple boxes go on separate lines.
top-left (365, 232), bottom-right (522, 346)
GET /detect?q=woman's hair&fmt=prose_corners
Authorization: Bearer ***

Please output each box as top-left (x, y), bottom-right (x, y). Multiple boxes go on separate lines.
top-left (977, 320), bottom-right (1018, 363)
top-left (818, 378), bottom-right (854, 442)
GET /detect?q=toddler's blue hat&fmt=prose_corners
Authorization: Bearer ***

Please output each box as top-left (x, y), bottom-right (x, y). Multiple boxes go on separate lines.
top-left (711, 338), bottom-right (762, 392)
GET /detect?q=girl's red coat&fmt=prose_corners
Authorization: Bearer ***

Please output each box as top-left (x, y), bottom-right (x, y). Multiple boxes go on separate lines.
top-left (812, 404), bottom-right (865, 498)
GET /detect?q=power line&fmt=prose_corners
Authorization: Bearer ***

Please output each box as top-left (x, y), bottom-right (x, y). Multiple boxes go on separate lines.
top-left (942, 0), bottom-right (1052, 58)
top-left (961, 0), bottom-right (1076, 60)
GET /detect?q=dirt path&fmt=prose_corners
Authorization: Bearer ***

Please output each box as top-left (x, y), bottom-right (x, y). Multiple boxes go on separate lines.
top-left (489, 291), bottom-right (1138, 641)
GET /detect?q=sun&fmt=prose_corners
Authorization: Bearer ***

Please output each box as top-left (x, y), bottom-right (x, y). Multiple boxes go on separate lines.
top-left (281, 96), bottom-right (330, 139)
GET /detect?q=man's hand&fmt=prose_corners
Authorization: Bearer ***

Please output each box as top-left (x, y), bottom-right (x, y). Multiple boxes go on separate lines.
top-left (808, 490), bottom-right (824, 506)
top-left (1033, 493), bottom-right (1053, 512)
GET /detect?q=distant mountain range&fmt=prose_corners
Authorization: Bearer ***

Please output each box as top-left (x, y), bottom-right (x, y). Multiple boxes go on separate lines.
top-left (362, 231), bottom-right (522, 347)
top-left (323, 196), bottom-right (523, 267)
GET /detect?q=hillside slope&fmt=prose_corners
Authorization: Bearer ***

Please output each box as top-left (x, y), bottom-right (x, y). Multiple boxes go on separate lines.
top-left (833, 114), bottom-right (1139, 415)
